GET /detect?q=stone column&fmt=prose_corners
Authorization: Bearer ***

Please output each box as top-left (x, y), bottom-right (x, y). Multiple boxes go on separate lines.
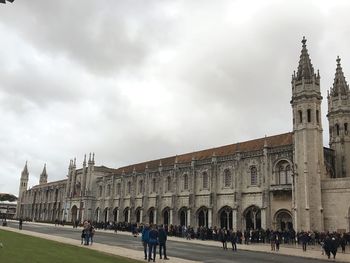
top-left (208, 209), bottom-right (212, 228)
top-left (170, 209), bottom-right (173, 225)
top-left (232, 209), bottom-right (237, 231)
top-left (140, 209), bottom-right (143, 223)
top-left (127, 209), bottom-right (131, 223)
top-left (154, 209), bottom-right (157, 224)
top-left (261, 208), bottom-right (266, 230)
top-left (187, 209), bottom-right (191, 226)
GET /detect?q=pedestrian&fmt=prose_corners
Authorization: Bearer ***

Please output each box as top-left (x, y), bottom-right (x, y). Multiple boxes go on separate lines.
top-left (330, 236), bottom-right (338, 259)
top-left (230, 230), bottom-right (237, 251)
top-left (270, 232), bottom-right (276, 251)
top-left (218, 228), bottom-right (228, 250)
top-left (158, 225), bottom-right (169, 260)
top-left (301, 232), bottom-right (308, 251)
top-left (19, 218), bottom-right (23, 230)
top-left (275, 234), bottom-right (280, 251)
top-left (148, 224), bottom-right (159, 262)
top-left (324, 235), bottom-right (332, 259)
top-left (340, 234), bottom-right (346, 253)
top-left (90, 225), bottom-right (95, 245)
top-left (141, 224), bottom-right (150, 260)
top-left (81, 229), bottom-right (85, 245)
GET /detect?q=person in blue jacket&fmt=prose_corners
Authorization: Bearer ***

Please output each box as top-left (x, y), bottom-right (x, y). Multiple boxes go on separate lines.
top-left (141, 224), bottom-right (150, 260)
top-left (148, 224), bottom-right (159, 262)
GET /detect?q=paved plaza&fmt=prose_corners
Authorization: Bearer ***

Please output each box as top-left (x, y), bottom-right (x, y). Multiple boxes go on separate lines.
top-left (1, 221), bottom-right (349, 263)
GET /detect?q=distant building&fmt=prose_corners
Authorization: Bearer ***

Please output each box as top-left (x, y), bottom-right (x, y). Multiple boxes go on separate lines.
top-left (0, 201), bottom-right (17, 220)
top-left (16, 38), bottom-right (350, 232)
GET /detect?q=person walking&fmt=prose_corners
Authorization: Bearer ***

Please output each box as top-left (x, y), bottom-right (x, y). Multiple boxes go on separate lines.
top-left (330, 236), bottom-right (339, 259)
top-left (158, 225), bottom-right (169, 260)
top-left (148, 224), bottom-right (159, 262)
top-left (141, 224), bottom-right (150, 260)
top-left (19, 218), bottom-right (23, 230)
top-left (324, 235), bottom-right (332, 259)
top-left (230, 230), bottom-right (237, 251)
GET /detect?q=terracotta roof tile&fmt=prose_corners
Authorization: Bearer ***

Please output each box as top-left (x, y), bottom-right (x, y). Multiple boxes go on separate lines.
top-left (115, 132), bottom-right (293, 174)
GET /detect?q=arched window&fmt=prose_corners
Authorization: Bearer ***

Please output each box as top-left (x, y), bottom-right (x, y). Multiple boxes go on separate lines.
top-left (250, 166), bottom-right (257, 185)
top-left (127, 181), bottom-right (131, 194)
top-left (276, 161), bottom-right (292, 185)
top-left (298, 110), bottom-right (303, 123)
top-left (345, 123), bottom-right (348, 134)
top-left (166, 176), bottom-right (171, 192)
top-left (307, 109), bottom-right (311, 123)
top-left (202, 172), bottom-right (209, 189)
top-left (139, 180), bottom-right (144, 194)
top-left (152, 178), bottom-right (156, 193)
top-left (224, 169), bottom-right (231, 187)
top-left (183, 174), bottom-right (189, 190)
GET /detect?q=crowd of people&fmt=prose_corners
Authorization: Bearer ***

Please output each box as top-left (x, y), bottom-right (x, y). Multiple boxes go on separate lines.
top-left (91, 221), bottom-right (349, 260)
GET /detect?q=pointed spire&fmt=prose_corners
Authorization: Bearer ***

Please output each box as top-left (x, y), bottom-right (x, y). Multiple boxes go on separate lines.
top-left (330, 56), bottom-right (349, 97)
top-left (21, 161), bottom-right (29, 177)
top-left (41, 163), bottom-right (47, 175)
top-left (89, 153), bottom-right (92, 163)
top-left (83, 154), bottom-right (87, 166)
top-left (92, 152), bottom-right (95, 163)
top-left (295, 37), bottom-right (316, 81)
top-left (40, 163), bottom-right (48, 184)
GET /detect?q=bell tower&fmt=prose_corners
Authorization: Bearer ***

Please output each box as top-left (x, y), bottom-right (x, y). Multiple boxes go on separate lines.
top-left (291, 37), bottom-right (324, 231)
top-left (17, 161), bottom-right (29, 218)
top-left (327, 56), bottom-right (350, 178)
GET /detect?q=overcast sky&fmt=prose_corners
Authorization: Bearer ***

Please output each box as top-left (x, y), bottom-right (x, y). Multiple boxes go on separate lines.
top-left (1, 0), bottom-right (349, 195)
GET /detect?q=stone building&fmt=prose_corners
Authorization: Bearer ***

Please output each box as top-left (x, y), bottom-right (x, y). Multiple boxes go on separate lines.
top-left (16, 38), bottom-right (350, 232)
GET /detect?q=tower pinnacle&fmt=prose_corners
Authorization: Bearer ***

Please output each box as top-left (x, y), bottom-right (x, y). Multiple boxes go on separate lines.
top-left (330, 56), bottom-right (349, 97)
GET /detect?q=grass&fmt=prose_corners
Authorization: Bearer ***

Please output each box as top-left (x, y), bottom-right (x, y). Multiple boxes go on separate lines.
top-left (0, 229), bottom-right (142, 263)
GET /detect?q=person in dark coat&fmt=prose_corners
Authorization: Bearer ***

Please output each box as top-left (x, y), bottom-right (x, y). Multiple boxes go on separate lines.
top-left (141, 224), bottom-right (150, 260)
top-left (230, 230), bottom-right (237, 251)
top-left (148, 224), bottom-right (159, 262)
top-left (19, 218), bottom-right (23, 230)
top-left (330, 236), bottom-right (339, 259)
top-left (218, 228), bottom-right (228, 250)
top-left (324, 235), bottom-right (332, 259)
top-left (340, 234), bottom-right (346, 253)
top-left (158, 225), bottom-right (169, 260)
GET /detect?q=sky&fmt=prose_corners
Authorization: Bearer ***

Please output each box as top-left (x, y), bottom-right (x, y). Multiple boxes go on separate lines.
top-left (0, 0), bottom-right (350, 195)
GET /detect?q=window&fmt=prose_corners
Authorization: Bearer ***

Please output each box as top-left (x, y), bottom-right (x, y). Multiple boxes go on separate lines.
top-left (202, 172), bottom-right (209, 189)
top-left (116, 183), bottom-right (121, 195)
top-left (307, 109), bottom-right (311, 123)
top-left (139, 180), bottom-right (144, 194)
top-left (316, 110), bottom-right (319, 124)
top-left (278, 165), bottom-right (286, 185)
top-left (277, 161), bottom-right (292, 185)
top-left (224, 169), bottom-right (231, 187)
top-left (166, 176), bottom-right (171, 192)
top-left (250, 166), bottom-right (257, 185)
top-left (336, 124), bottom-right (340, 136)
top-left (286, 165), bottom-right (292, 184)
top-left (345, 123), bottom-right (348, 134)
top-left (152, 178), bottom-right (156, 193)
top-left (183, 174), bottom-right (189, 190)
top-left (298, 110), bottom-right (303, 123)
top-left (127, 181), bottom-right (131, 194)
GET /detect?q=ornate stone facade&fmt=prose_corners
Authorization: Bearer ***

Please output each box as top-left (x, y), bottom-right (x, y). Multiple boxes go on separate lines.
top-left (16, 38), bottom-right (350, 232)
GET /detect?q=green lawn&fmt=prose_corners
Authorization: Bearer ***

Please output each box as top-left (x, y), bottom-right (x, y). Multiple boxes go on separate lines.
top-left (0, 229), bottom-right (142, 263)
